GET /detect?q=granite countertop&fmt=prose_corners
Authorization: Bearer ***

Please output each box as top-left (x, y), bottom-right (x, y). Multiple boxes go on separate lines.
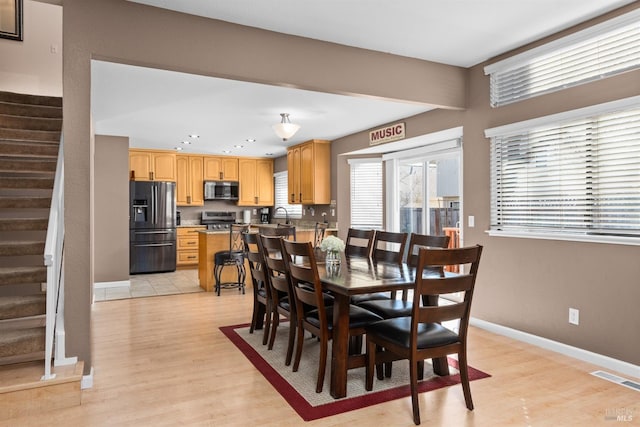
top-left (197, 224), bottom-right (338, 234)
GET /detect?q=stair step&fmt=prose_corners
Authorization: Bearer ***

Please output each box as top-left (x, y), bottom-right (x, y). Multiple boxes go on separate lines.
top-left (0, 158), bottom-right (56, 174)
top-left (0, 295), bottom-right (46, 321)
top-left (0, 328), bottom-right (45, 358)
top-left (0, 177), bottom-right (54, 189)
top-left (0, 218), bottom-right (48, 232)
top-left (0, 196), bottom-right (50, 209)
top-left (0, 267), bottom-right (47, 286)
top-left (0, 141), bottom-right (58, 158)
top-left (0, 92), bottom-right (62, 108)
top-left (0, 115), bottom-right (62, 132)
top-left (0, 102), bottom-right (62, 119)
top-left (0, 129), bottom-right (60, 143)
top-left (0, 241), bottom-right (45, 256)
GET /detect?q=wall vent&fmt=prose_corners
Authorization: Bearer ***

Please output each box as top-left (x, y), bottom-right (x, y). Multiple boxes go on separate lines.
top-left (591, 370), bottom-right (640, 392)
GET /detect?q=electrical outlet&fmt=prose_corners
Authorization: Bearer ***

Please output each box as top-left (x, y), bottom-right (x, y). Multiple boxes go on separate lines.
top-left (569, 308), bottom-right (579, 325)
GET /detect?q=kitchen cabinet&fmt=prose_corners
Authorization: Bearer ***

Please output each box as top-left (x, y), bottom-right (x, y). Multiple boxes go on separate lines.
top-left (177, 226), bottom-right (205, 267)
top-left (176, 155), bottom-right (204, 206)
top-left (238, 158), bottom-right (274, 206)
top-left (287, 139), bottom-right (331, 204)
top-left (203, 156), bottom-right (239, 181)
top-left (129, 149), bottom-right (176, 181)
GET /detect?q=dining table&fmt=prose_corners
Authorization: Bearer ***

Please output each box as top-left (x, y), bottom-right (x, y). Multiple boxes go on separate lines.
top-left (317, 253), bottom-right (452, 399)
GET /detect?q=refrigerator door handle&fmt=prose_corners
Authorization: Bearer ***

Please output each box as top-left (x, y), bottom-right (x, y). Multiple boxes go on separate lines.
top-left (132, 242), bottom-right (174, 248)
top-left (133, 230), bottom-right (173, 235)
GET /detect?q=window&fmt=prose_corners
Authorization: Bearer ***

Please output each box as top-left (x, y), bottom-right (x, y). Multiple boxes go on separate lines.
top-left (273, 171), bottom-right (302, 219)
top-left (485, 10), bottom-right (640, 107)
top-left (487, 96), bottom-right (640, 243)
top-left (349, 159), bottom-right (383, 230)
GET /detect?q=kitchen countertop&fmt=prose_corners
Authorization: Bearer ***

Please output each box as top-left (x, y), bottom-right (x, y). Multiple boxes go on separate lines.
top-left (197, 224), bottom-right (338, 234)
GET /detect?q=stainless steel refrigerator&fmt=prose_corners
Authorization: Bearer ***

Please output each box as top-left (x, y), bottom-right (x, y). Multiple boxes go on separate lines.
top-left (129, 181), bottom-right (177, 274)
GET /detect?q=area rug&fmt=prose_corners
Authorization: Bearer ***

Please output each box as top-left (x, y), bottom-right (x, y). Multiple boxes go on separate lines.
top-left (220, 323), bottom-right (490, 421)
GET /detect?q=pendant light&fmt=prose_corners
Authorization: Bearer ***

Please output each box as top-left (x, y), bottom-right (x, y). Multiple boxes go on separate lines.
top-left (272, 113), bottom-right (300, 141)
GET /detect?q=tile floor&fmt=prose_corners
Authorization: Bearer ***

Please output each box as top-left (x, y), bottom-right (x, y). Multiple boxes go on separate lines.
top-left (94, 269), bottom-right (203, 302)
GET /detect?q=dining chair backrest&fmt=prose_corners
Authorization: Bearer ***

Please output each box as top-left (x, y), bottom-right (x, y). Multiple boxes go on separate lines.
top-left (406, 233), bottom-right (450, 267)
top-left (313, 222), bottom-right (329, 248)
top-left (243, 232), bottom-right (266, 288)
top-left (258, 225), bottom-right (296, 241)
top-left (281, 239), bottom-right (327, 319)
top-left (259, 235), bottom-right (292, 298)
top-left (371, 231), bottom-right (408, 264)
top-left (229, 224), bottom-right (251, 253)
top-left (345, 228), bottom-right (375, 258)
top-left (412, 245), bottom-right (483, 341)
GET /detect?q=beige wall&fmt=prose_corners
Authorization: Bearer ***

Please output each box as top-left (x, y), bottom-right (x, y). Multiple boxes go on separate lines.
top-left (57, 0), bottom-right (639, 375)
top-left (94, 135), bottom-right (129, 283)
top-left (0, 0), bottom-right (62, 96)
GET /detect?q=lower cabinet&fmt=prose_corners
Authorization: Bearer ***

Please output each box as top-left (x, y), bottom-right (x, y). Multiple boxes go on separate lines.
top-left (177, 226), bottom-right (205, 267)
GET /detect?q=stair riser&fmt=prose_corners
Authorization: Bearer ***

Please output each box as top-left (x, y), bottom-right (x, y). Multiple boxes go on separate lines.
top-left (0, 198), bottom-right (50, 209)
top-left (0, 129), bottom-right (60, 143)
top-left (0, 115), bottom-right (62, 132)
top-left (0, 296), bottom-right (46, 321)
top-left (0, 159), bottom-right (56, 173)
top-left (0, 92), bottom-right (62, 108)
top-left (0, 270), bottom-right (47, 286)
top-left (0, 142), bottom-right (58, 158)
top-left (0, 221), bottom-right (47, 232)
top-left (0, 102), bottom-right (62, 119)
top-left (0, 178), bottom-right (54, 190)
top-left (0, 329), bottom-right (45, 358)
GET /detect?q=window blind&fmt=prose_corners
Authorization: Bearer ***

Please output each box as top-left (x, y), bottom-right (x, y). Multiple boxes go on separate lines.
top-left (486, 11), bottom-right (640, 107)
top-left (349, 159), bottom-right (383, 229)
top-left (489, 104), bottom-right (640, 238)
top-left (273, 171), bottom-right (302, 219)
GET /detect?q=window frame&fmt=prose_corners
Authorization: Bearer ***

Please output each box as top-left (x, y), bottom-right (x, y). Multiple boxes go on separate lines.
top-left (486, 95), bottom-right (640, 246)
top-left (348, 158), bottom-right (384, 230)
top-left (273, 171), bottom-right (302, 220)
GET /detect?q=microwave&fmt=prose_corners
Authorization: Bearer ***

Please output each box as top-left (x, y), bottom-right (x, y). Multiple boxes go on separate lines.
top-left (204, 181), bottom-right (239, 201)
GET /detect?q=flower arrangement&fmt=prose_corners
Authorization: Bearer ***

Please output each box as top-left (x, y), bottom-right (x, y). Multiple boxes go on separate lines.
top-left (319, 235), bottom-right (345, 253)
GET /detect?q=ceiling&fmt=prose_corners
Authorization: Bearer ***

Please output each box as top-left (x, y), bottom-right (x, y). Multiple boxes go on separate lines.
top-left (91, 0), bottom-right (635, 157)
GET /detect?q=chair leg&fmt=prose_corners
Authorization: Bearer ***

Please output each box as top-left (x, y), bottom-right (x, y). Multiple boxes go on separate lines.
top-left (292, 322), bottom-right (305, 372)
top-left (285, 318), bottom-right (296, 366)
top-left (268, 314), bottom-right (279, 350)
top-left (458, 350), bottom-right (474, 410)
top-left (262, 303), bottom-right (272, 346)
top-left (384, 361), bottom-right (392, 378)
top-left (316, 334), bottom-right (328, 393)
top-left (214, 265), bottom-right (222, 296)
top-left (409, 360), bottom-right (421, 425)
top-left (365, 339), bottom-right (376, 391)
top-left (349, 335), bottom-right (362, 355)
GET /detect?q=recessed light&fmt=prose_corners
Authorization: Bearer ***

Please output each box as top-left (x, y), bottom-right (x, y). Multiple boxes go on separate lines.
top-left (223, 150), bottom-right (231, 154)
top-left (265, 152), bottom-right (273, 156)
top-left (189, 134), bottom-right (199, 139)
top-left (175, 147), bottom-right (183, 151)
top-left (246, 138), bottom-right (256, 143)
top-left (181, 140), bottom-right (191, 145)
top-left (234, 145), bottom-right (244, 149)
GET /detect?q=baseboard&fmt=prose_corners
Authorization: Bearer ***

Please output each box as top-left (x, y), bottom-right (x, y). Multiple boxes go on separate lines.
top-left (94, 280), bottom-right (130, 290)
top-left (81, 367), bottom-right (93, 390)
top-left (470, 317), bottom-right (640, 380)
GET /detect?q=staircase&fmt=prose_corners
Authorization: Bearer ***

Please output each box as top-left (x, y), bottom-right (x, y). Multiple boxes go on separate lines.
top-left (0, 91), bottom-right (82, 420)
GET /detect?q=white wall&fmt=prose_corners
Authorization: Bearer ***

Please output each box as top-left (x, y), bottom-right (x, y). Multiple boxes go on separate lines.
top-left (0, 0), bottom-right (62, 96)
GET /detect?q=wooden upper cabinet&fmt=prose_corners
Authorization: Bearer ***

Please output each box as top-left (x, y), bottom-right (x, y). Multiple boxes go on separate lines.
top-left (203, 156), bottom-right (239, 181)
top-left (176, 155), bottom-right (204, 206)
top-left (287, 139), bottom-right (331, 205)
top-left (129, 149), bottom-right (176, 181)
top-left (238, 158), bottom-right (274, 206)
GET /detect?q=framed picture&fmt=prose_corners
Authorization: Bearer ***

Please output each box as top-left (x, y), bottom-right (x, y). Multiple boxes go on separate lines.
top-left (0, 0), bottom-right (23, 41)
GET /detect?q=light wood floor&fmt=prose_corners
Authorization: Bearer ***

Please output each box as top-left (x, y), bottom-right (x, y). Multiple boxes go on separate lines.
top-left (3, 286), bottom-right (638, 426)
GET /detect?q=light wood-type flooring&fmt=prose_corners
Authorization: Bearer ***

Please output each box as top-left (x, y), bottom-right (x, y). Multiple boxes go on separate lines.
top-left (3, 282), bottom-right (638, 426)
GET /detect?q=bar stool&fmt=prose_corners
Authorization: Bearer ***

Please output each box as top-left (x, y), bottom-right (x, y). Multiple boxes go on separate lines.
top-left (214, 224), bottom-right (250, 296)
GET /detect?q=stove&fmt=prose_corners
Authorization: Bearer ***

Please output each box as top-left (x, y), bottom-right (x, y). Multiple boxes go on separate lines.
top-left (201, 211), bottom-right (237, 231)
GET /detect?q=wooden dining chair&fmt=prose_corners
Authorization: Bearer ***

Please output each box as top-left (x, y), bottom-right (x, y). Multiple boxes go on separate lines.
top-left (258, 224), bottom-right (297, 241)
top-left (345, 228), bottom-right (375, 258)
top-left (365, 245), bottom-right (483, 425)
top-left (351, 230), bottom-right (408, 304)
top-left (281, 239), bottom-right (383, 393)
top-left (243, 232), bottom-right (271, 345)
top-left (259, 234), bottom-right (297, 366)
top-left (313, 222), bottom-right (328, 248)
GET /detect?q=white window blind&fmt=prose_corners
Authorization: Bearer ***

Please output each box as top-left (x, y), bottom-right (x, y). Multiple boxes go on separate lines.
top-left (488, 100), bottom-right (640, 239)
top-left (273, 171), bottom-right (302, 219)
top-left (349, 159), bottom-right (383, 230)
top-left (485, 10), bottom-right (640, 107)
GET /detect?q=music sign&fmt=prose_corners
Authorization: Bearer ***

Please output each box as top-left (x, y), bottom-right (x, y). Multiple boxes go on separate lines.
top-left (369, 122), bottom-right (405, 146)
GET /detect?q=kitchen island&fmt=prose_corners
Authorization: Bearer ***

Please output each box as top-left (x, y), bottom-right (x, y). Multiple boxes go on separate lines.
top-left (197, 225), bottom-right (337, 292)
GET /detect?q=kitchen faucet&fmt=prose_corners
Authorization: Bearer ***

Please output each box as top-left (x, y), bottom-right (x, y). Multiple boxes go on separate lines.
top-left (274, 206), bottom-right (290, 224)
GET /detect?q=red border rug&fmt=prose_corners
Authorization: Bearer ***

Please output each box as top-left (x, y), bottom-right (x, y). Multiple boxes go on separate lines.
top-left (220, 323), bottom-right (490, 421)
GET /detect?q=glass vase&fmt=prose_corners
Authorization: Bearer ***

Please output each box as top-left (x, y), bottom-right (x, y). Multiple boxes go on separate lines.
top-left (325, 250), bottom-right (341, 275)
